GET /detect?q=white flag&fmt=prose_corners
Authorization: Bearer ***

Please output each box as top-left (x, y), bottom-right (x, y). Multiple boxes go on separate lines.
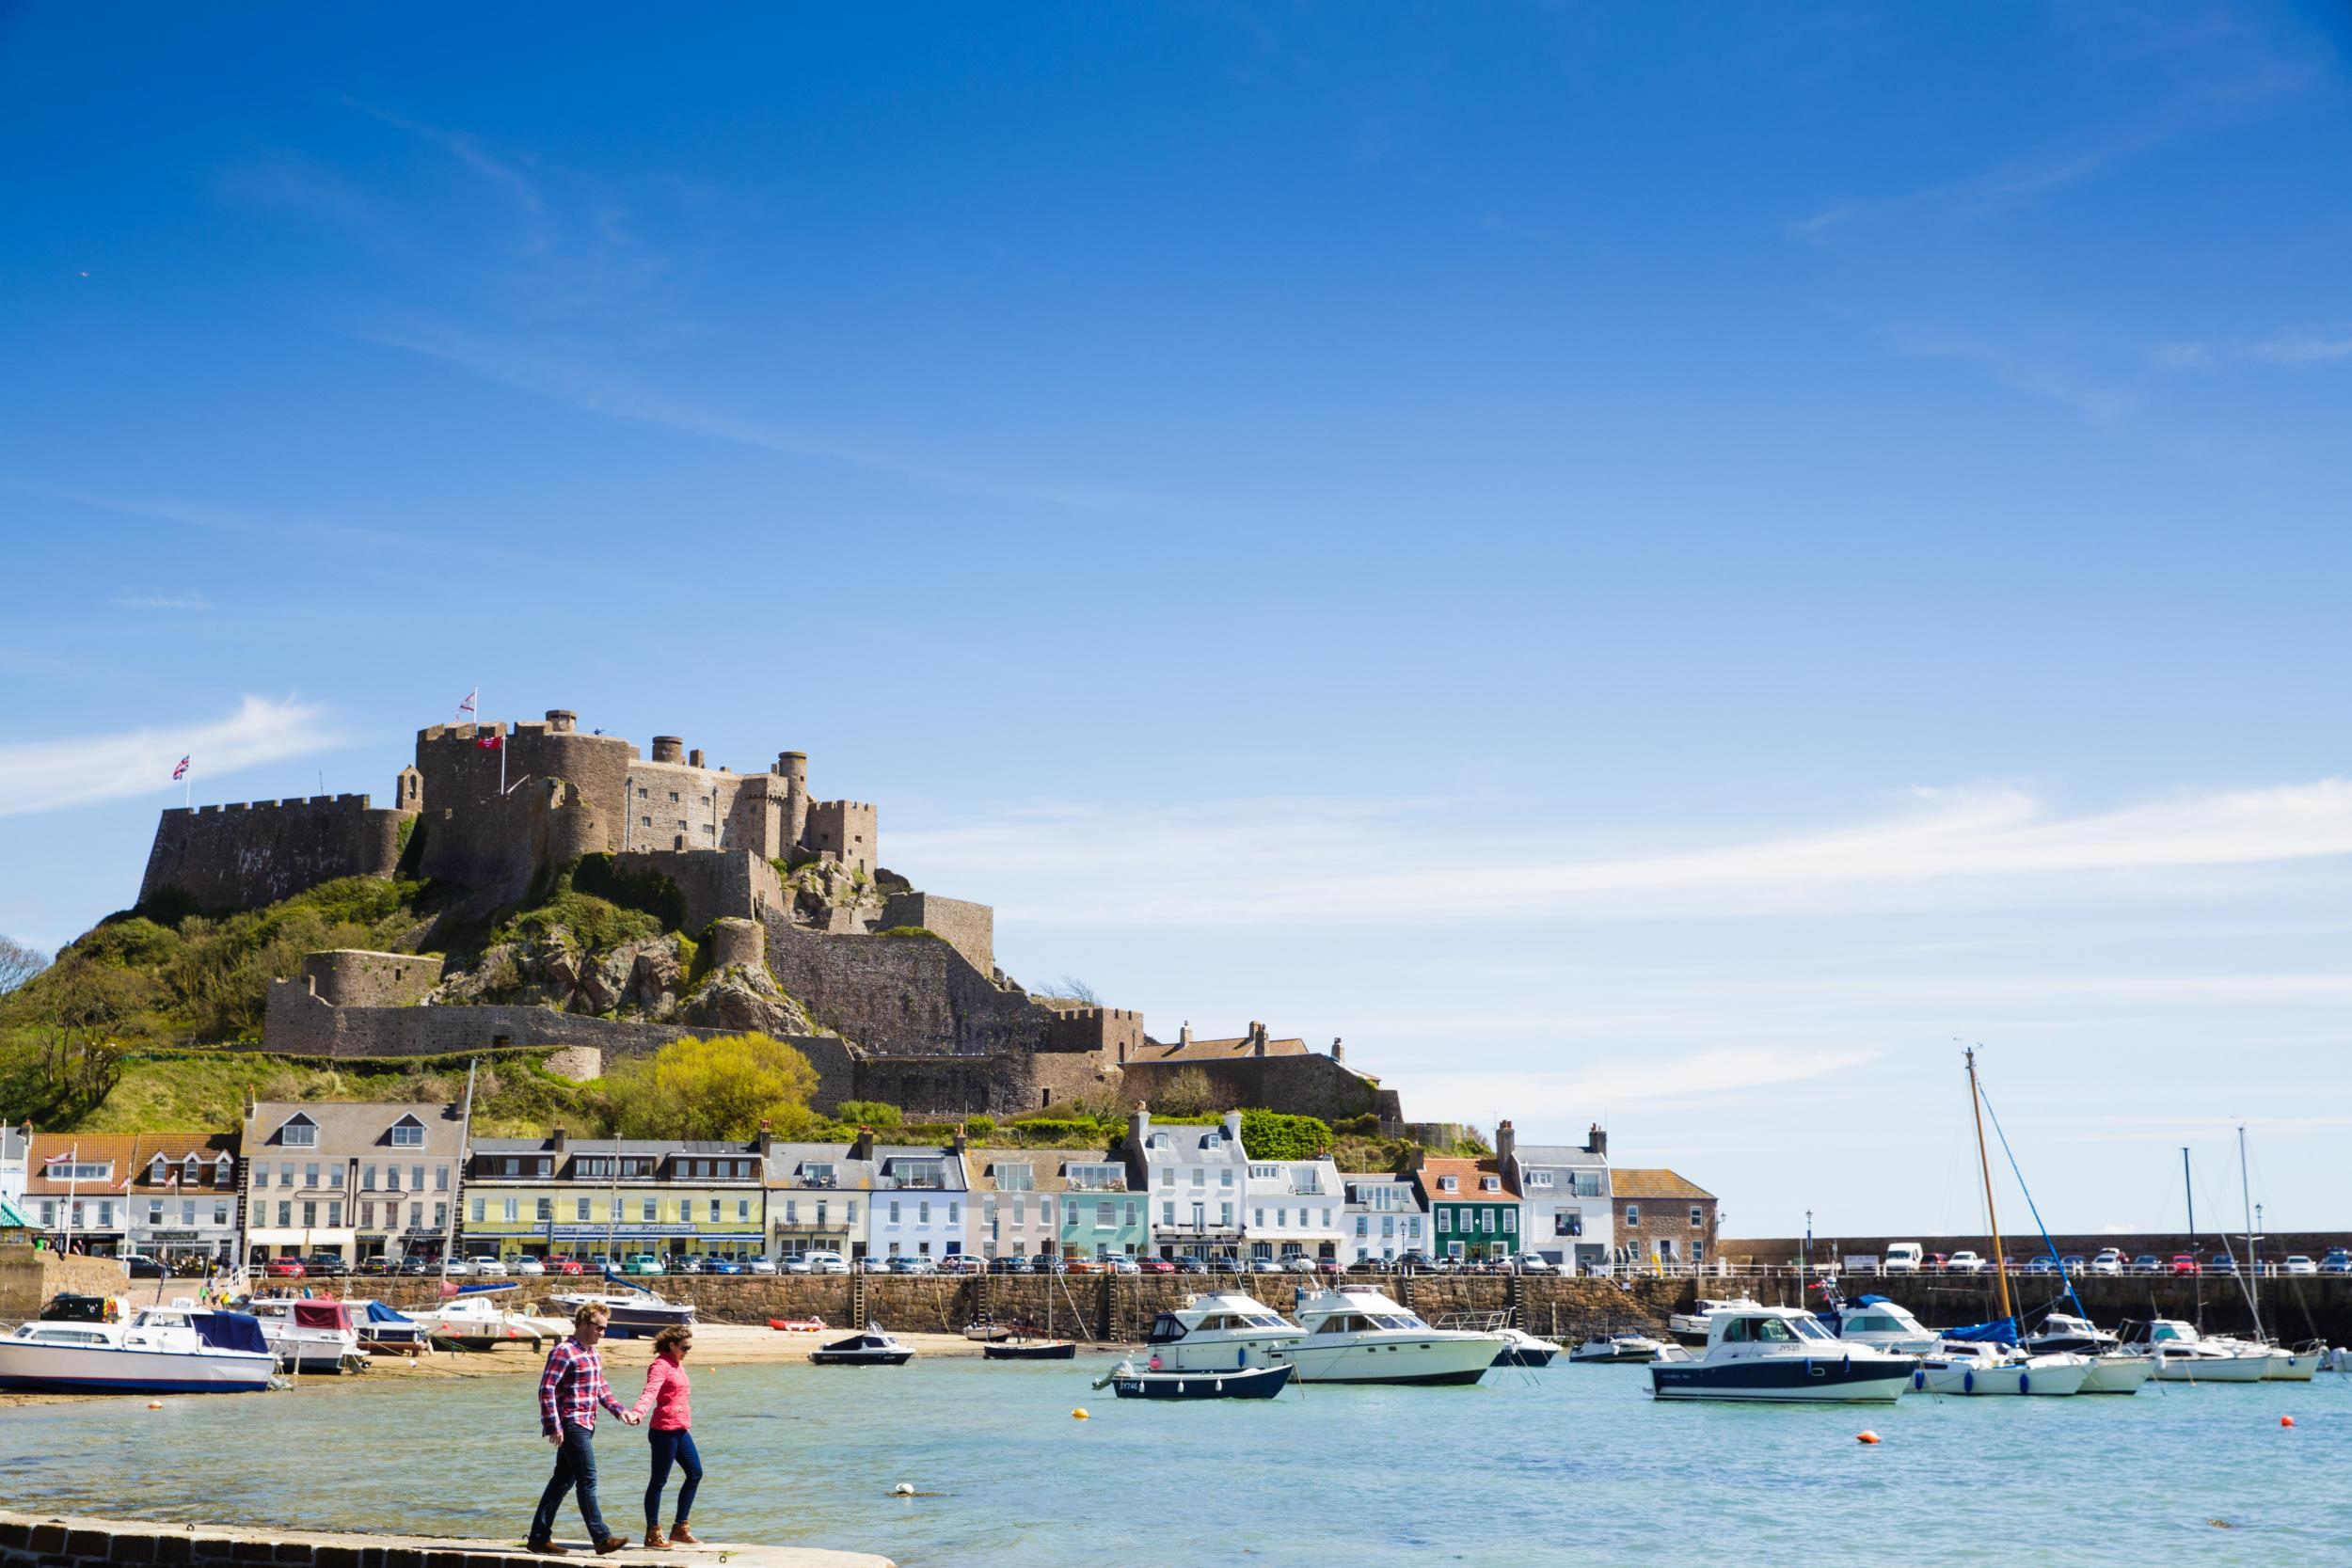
top-left (456, 688), bottom-right (478, 721)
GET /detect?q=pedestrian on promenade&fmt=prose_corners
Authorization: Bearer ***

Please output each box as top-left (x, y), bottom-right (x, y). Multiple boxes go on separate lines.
top-left (529, 1303), bottom-right (641, 1556)
top-left (631, 1324), bottom-right (703, 1549)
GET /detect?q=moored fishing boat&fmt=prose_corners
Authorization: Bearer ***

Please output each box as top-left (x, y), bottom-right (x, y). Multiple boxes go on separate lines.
top-left (0, 1306), bottom-right (277, 1394)
top-left (1096, 1358), bottom-right (1294, 1401)
top-left (1649, 1305), bottom-right (1915, 1402)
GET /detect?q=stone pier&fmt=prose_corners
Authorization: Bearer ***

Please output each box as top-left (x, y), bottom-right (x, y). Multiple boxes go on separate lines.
top-left (0, 1513), bottom-right (890, 1568)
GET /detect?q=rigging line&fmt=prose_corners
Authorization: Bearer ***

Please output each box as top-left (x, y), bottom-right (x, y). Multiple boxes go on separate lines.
top-left (1974, 1085), bottom-right (2085, 1324)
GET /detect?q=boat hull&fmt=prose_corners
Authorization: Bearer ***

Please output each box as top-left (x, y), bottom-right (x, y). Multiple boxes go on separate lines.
top-left (1915, 1357), bottom-right (2090, 1396)
top-left (808, 1350), bottom-right (914, 1366)
top-left (983, 1341), bottom-right (1076, 1361)
top-left (2150, 1353), bottom-right (2268, 1383)
top-left (2076, 1355), bottom-right (2153, 1394)
top-left (1277, 1335), bottom-right (1503, 1386)
top-left (1111, 1364), bottom-right (1293, 1401)
top-left (1652, 1356), bottom-right (1914, 1402)
top-left (1497, 1346), bottom-right (1558, 1368)
top-left (0, 1341), bottom-right (275, 1395)
top-left (2262, 1352), bottom-right (2317, 1382)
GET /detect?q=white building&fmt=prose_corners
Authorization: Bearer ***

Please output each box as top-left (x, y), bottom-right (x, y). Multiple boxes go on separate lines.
top-left (863, 1142), bottom-right (970, 1262)
top-left (1245, 1153), bottom-right (1345, 1264)
top-left (1500, 1121), bottom-right (1613, 1274)
top-left (123, 1135), bottom-right (242, 1268)
top-left (243, 1099), bottom-right (467, 1266)
top-left (1341, 1174), bottom-right (1428, 1265)
top-left (1122, 1107), bottom-right (1249, 1262)
top-left (1, 1124), bottom-right (27, 1209)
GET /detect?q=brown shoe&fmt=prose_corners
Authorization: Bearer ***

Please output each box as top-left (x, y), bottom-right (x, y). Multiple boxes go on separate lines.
top-left (668, 1527), bottom-right (701, 1546)
top-left (527, 1543), bottom-right (568, 1557)
top-left (594, 1539), bottom-right (629, 1556)
top-left (644, 1532), bottom-right (670, 1551)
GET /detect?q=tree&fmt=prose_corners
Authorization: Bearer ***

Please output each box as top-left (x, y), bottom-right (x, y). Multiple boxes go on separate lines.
top-left (834, 1100), bottom-right (903, 1129)
top-left (0, 936), bottom-right (46, 995)
top-left (1054, 975), bottom-right (1101, 1005)
top-left (1149, 1067), bottom-right (1235, 1117)
top-left (603, 1033), bottom-right (822, 1140)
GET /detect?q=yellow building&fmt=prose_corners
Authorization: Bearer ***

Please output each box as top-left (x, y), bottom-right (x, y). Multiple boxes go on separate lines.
top-left (463, 1132), bottom-right (767, 1264)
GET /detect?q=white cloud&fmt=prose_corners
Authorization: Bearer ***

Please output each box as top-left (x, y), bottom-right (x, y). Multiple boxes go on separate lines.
top-left (1409, 1048), bottom-right (1881, 1119)
top-left (889, 778), bottom-right (2352, 926)
top-left (0, 696), bottom-right (347, 816)
top-left (2245, 331), bottom-right (2352, 366)
top-left (113, 593), bottom-right (212, 610)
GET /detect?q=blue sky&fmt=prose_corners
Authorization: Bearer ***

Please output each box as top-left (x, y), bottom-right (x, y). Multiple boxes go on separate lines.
top-left (5, 3), bottom-right (2350, 1238)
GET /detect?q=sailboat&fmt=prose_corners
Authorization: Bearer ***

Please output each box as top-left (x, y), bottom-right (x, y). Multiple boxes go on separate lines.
top-left (2206, 1126), bottom-right (2319, 1382)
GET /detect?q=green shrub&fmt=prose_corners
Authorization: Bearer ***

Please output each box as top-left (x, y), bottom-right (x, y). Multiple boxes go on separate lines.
top-left (834, 1099), bottom-right (904, 1128)
top-left (875, 926), bottom-right (942, 941)
top-left (570, 854), bottom-right (687, 931)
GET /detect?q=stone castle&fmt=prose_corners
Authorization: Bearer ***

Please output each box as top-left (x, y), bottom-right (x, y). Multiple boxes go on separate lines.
top-left (138, 707), bottom-right (1399, 1125)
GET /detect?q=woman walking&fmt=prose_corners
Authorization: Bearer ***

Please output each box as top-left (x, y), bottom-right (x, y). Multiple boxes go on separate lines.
top-left (632, 1324), bottom-right (703, 1549)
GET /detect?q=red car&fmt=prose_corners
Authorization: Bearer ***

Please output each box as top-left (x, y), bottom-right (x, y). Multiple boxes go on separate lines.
top-left (547, 1256), bottom-right (586, 1275)
top-left (1137, 1259), bottom-right (1176, 1275)
top-left (263, 1258), bottom-right (306, 1278)
top-left (2169, 1253), bottom-right (2201, 1275)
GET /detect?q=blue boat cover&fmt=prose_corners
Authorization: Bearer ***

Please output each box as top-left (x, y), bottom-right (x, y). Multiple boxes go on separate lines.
top-left (456, 1282), bottom-right (517, 1296)
top-left (1942, 1317), bottom-right (2019, 1345)
top-left (1857, 1294), bottom-right (1890, 1307)
top-left (364, 1301), bottom-right (417, 1325)
top-left (193, 1312), bottom-right (270, 1355)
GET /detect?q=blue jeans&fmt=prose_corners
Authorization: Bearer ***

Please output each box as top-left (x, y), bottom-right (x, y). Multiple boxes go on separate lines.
top-left (532, 1424), bottom-right (611, 1544)
top-left (645, 1429), bottom-right (703, 1532)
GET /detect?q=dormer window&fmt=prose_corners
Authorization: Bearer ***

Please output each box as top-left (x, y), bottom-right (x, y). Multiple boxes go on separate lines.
top-left (1439, 1176), bottom-right (1458, 1193)
top-left (215, 1153), bottom-right (234, 1183)
top-left (389, 1116), bottom-right (426, 1148)
top-left (278, 1116), bottom-right (318, 1148)
top-left (183, 1153), bottom-right (202, 1183)
top-left (149, 1154), bottom-right (168, 1182)
top-left (1481, 1177), bottom-right (1501, 1193)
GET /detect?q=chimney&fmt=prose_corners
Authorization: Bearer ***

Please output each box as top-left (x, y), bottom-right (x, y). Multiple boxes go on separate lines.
top-left (1221, 1109), bottom-right (1244, 1148)
top-left (1249, 1022), bottom-right (1268, 1058)
top-left (1587, 1123), bottom-right (1608, 1159)
top-left (551, 1125), bottom-right (568, 1154)
top-left (242, 1088), bottom-right (258, 1122)
top-left (851, 1126), bottom-right (875, 1163)
top-left (951, 1122), bottom-right (968, 1156)
top-left (1330, 1037), bottom-right (1344, 1062)
top-left (1179, 1022), bottom-right (1192, 1047)
top-left (756, 1117), bottom-right (773, 1158)
top-left (1494, 1119), bottom-right (1516, 1171)
top-left (1128, 1101), bottom-right (1151, 1151)
top-left (689, 748), bottom-right (706, 769)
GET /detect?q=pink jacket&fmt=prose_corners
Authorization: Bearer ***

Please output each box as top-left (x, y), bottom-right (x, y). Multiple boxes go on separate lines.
top-left (631, 1354), bottom-right (692, 1431)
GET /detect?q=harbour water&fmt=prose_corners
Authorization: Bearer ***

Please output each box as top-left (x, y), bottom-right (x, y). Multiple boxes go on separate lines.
top-left (3, 1356), bottom-right (2344, 1566)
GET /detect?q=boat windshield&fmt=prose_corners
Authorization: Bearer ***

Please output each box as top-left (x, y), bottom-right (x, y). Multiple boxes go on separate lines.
top-left (1374, 1314), bottom-right (1424, 1330)
top-left (1789, 1317), bottom-right (1836, 1342)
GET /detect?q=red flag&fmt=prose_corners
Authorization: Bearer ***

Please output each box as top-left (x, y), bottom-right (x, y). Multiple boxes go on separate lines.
top-left (475, 734), bottom-right (503, 751)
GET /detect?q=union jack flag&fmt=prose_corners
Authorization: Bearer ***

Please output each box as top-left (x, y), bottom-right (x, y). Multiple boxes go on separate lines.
top-left (172, 755), bottom-right (189, 781)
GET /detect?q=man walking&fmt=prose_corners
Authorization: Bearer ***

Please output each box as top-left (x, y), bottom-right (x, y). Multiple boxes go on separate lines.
top-left (530, 1303), bottom-right (640, 1555)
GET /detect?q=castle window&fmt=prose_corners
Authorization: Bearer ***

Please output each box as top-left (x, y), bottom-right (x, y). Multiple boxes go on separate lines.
top-left (676, 819), bottom-right (687, 832)
top-left (703, 824), bottom-right (715, 834)
top-left (641, 816), bottom-right (651, 828)
top-left (669, 792), bottom-right (679, 803)
top-left (638, 787), bottom-right (647, 799)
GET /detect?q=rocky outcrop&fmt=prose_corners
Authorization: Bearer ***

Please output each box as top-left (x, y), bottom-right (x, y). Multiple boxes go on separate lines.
top-left (676, 961), bottom-right (816, 1037)
top-left (426, 933), bottom-right (692, 1022)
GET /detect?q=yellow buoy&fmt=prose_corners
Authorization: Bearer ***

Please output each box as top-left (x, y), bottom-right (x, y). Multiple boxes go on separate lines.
top-left (147, 1401), bottom-right (163, 1411)
top-left (1855, 1431), bottom-right (1880, 1445)
top-left (1072, 1408), bottom-right (1089, 1420)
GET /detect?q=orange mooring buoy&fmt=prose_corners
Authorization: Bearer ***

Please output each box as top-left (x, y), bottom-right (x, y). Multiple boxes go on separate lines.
top-left (2280, 1416), bottom-right (2296, 1428)
top-left (1856, 1431), bottom-right (1881, 1445)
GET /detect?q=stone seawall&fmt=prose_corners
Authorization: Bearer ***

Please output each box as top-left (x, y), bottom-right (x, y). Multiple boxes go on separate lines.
top-left (1728, 1270), bottom-right (2352, 1342)
top-left (1728, 1230), bottom-right (2352, 1268)
top-left (0, 1512), bottom-right (886, 1568)
top-left (0, 1246), bottom-right (137, 1321)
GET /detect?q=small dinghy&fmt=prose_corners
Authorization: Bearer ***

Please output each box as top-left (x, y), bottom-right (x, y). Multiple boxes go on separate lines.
top-left (1095, 1357), bottom-right (1294, 1401)
top-left (1569, 1332), bottom-right (1671, 1364)
top-left (984, 1338), bottom-right (1076, 1361)
top-left (767, 1316), bottom-right (828, 1333)
top-left (810, 1323), bottom-right (914, 1367)
top-left (1493, 1326), bottom-right (1564, 1368)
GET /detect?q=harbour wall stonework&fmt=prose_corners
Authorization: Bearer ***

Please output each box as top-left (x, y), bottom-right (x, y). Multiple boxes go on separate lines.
top-left (1726, 1231), bottom-right (2352, 1268)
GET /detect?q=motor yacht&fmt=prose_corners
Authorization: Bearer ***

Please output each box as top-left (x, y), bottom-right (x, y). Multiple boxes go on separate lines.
top-left (1911, 1339), bottom-right (2092, 1396)
top-left (547, 1288), bottom-right (696, 1337)
top-left (1821, 1295), bottom-right (1941, 1355)
top-left (1270, 1286), bottom-right (1508, 1386)
top-left (1649, 1305), bottom-right (1915, 1402)
top-left (0, 1306), bottom-right (277, 1394)
top-left (2122, 1320), bottom-right (2272, 1383)
top-left (1666, 1295), bottom-right (1766, 1346)
top-left (1569, 1332), bottom-right (1674, 1364)
top-left (1138, 1291), bottom-right (1303, 1374)
top-left (809, 1323), bottom-right (914, 1366)
top-left (406, 1294), bottom-right (555, 1350)
top-left (243, 1297), bottom-right (364, 1373)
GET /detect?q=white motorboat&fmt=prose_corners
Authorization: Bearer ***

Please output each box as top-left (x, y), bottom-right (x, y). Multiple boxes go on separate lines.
top-left (2022, 1311), bottom-right (2120, 1357)
top-left (2123, 1320), bottom-right (2272, 1383)
top-left (406, 1294), bottom-right (552, 1350)
top-left (1667, 1296), bottom-right (1766, 1346)
top-left (1139, 1291), bottom-right (1303, 1373)
top-left (0, 1307), bottom-right (278, 1394)
top-left (2076, 1354), bottom-right (2154, 1394)
top-left (1494, 1326), bottom-right (1564, 1368)
top-left (2204, 1334), bottom-right (2319, 1382)
top-left (347, 1299), bottom-right (434, 1351)
top-left (243, 1298), bottom-right (364, 1373)
top-left (809, 1323), bottom-right (914, 1366)
top-left (547, 1289), bottom-right (696, 1337)
top-left (1911, 1338), bottom-right (2091, 1397)
top-left (1649, 1305), bottom-right (1915, 1402)
top-left (1271, 1286), bottom-right (1508, 1386)
top-left (1822, 1295), bottom-right (1941, 1355)
top-left (1569, 1333), bottom-right (1674, 1364)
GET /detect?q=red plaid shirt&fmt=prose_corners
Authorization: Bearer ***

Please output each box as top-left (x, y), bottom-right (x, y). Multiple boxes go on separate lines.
top-left (539, 1337), bottom-right (626, 1435)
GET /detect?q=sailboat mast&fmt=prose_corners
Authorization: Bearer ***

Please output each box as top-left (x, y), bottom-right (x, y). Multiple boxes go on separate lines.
top-left (2239, 1125), bottom-right (2261, 1337)
top-left (1964, 1048), bottom-right (2015, 1323)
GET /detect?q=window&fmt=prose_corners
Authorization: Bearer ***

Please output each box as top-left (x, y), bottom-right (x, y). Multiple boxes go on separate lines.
top-left (889, 1201), bottom-right (901, 1224)
top-left (638, 787), bottom-right (647, 799)
top-left (993, 1164), bottom-right (1034, 1191)
top-left (669, 791), bottom-right (680, 803)
top-left (641, 1199), bottom-right (658, 1222)
top-left (213, 1201), bottom-right (230, 1226)
top-left (1162, 1202), bottom-right (1175, 1226)
top-left (361, 1165), bottom-right (376, 1191)
top-left (675, 819), bottom-right (687, 832)
top-left (277, 1202), bottom-right (292, 1227)
top-left (410, 1165), bottom-right (425, 1190)
top-left (149, 1155), bottom-right (168, 1181)
top-left (433, 1202), bottom-right (446, 1229)
top-left (1526, 1169), bottom-right (1553, 1187)
top-left (1481, 1177), bottom-right (1501, 1193)
top-left (279, 1117), bottom-right (318, 1148)
top-left (146, 1200), bottom-right (164, 1223)
top-left (437, 1166), bottom-right (451, 1192)
top-left (385, 1167), bottom-right (401, 1192)
top-left (1625, 1205), bottom-right (1640, 1227)
top-left (1439, 1176), bottom-right (1458, 1193)
top-left (359, 1202), bottom-right (374, 1228)
top-left (327, 1201), bottom-right (342, 1227)
top-left (1096, 1201), bottom-right (1117, 1227)
top-left (1437, 1210), bottom-right (1452, 1232)
top-left (641, 816), bottom-right (651, 828)
top-left (278, 1166), bottom-right (295, 1188)
top-left (389, 1118), bottom-right (425, 1148)
top-left (577, 1198), bottom-right (591, 1222)
top-left (305, 1163), bottom-right (321, 1187)
top-left (536, 1199), bottom-right (554, 1221)
top-left (1691, 1206), bottom-right (1705, 1228)
top-left (1555, 1211), bottom-right (1583, 1238)
top-left (1502, 1212), bottom-right (1518, 1233)
top-left (947, 1202), bottom-right (959, 1225)
top-left (471, 1198), bottom-right (486, 1223)
top-left (738, 1198), bottom-right (750, 1221)
top-left (918, 1200), bottom-right (931, 1225)
top-left (1220, 1169), bottom-right (1234, 1188)
top-left (1254, 1208), bottom-right (1265, 1228)
top-left (301, 1201), bottom-right (317, 1227)
top-left (1218, 1202), bottom-right (1232, 1227)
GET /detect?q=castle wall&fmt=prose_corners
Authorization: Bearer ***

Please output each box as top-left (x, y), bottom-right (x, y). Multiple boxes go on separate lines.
top-left (612, 849), bottom-right (785, 934)
top-left (299, 949), bottom-right (443, 1008)
top-left (878, 893), bottom-right (994, 974)
top-left (848, 1049), bottom-right (1120, 1117)
top-left (762, 915), bottom-right (1079, 1059)
top-left (1047, 1006), bottom-right (1147, 1064)
top-left (262, 983), bottom-right (698, 1060)
top-left (1122, 1053), bottom-right (1400, 1121)
top-left (139, 794), bottom-right (411, 912)
top-left (414, 721), bottom-right (635, 854)
top-left (415, 775), bottom-right (607, 907)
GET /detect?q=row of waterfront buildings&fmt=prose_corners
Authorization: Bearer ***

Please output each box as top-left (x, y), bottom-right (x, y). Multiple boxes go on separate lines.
top-left (1, 1104), bottom-right (1718, 1274)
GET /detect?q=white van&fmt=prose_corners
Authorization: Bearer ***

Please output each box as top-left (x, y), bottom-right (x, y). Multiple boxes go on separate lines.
top-left (1883, 1242), bottom-right (1924, 1275)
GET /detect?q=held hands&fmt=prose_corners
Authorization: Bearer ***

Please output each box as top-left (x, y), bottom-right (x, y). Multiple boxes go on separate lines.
top-left (622, 1411), bottom-right (642, 1426)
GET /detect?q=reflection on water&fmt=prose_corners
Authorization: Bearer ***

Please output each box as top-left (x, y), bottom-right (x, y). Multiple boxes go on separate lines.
top-left (2, 1355), bottom-right (2345, 1567)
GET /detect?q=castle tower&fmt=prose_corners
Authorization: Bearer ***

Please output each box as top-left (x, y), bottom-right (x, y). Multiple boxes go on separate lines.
top-left (396, 766), bottom-right (422, 811)
top-left (777, 751), bottom-right (810, 845)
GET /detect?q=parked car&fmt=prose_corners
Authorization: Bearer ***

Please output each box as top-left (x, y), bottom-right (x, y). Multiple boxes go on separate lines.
top-left (804, 1250), bottom-right (850, 1275)
top-left (548, 1255), bottom-right (586, 1275)
top-left (1945, 1251), bottom-right (1988, 1275)
top-left (474, 1257), bottom-right (510, 1276)
top-left (628, 1254), bottom-right (666, 1275)
top-left (938, 1255), bottom-right (984, 1275)
top-left (1138, 1258), bottom-right (1176, 1275)
top-left (2281, 1255), bottom-right (2319, 1275)
top-left (2025, 1257), bottom-right (2058, 1275)
top-left (1106, 1256), bottom-right (1141, 1275)
top-left (1066, 1259), bottom-right (1105, 1275)
top-left (747, 1255), bottom-right (779, 1275)
top-left (1346, 1258), bottom-right (1388, 1274)
top-left (299, 1254), bottom-right (347, 1277)
top-left (1208, 1257), bottom-right (1243, 1274)
top-left (1513, 1254), bottom-right (1556, 1274)
top-left (1173, 1256), bottom-right (1209, 1275)
top-left (119, 1253), bottom-right (166, 1279)
top-left (2169, 1254), bottom-right (2201, 1275)
top-left (2318, 1249), bottom-right (2351, 1275)
top-left (2088, 1248), bottom-right (2124, 1276)
top-left (1247, 1258), bottom-right (1283, 1274)
top-left (2207, 1253), bottom-right (2237, 1275)
top-left (1315, 1258), bottom-right (1344, 1275)
top-left (1028, 1254), bottom-right (1068, 1275)
top-left (1397, 1251), bottom-right (1430, 1273)
top-left (263, 1258), bottom-right (306, 1279)
top-left (886, 1255), bottom-right (936, 1275)
top-left (1882, 1242), bottom-right (1924, 1275)
top-left (516, 1258), bottom-right (548, 1276)
top-left (2131, 1254), bottom-right (2164, 1275)
top-left (2060, 1255), bottom-right (2087, 1275)
top-left (706, 1257), bottom-right (748, 1275)
top-left (396, 1255), bottom-right (435, 1275)
top-left (984, 1255), bottom-right (1026, 1275)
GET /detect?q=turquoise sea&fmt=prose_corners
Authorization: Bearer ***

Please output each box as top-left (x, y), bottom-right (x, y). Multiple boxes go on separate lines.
top-left (2, 1357), bottom-right (2345, 1567)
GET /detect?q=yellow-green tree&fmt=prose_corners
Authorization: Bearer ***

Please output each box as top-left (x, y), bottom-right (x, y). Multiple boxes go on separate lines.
top-left (604, 1033), bottom-right (823, 1140)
